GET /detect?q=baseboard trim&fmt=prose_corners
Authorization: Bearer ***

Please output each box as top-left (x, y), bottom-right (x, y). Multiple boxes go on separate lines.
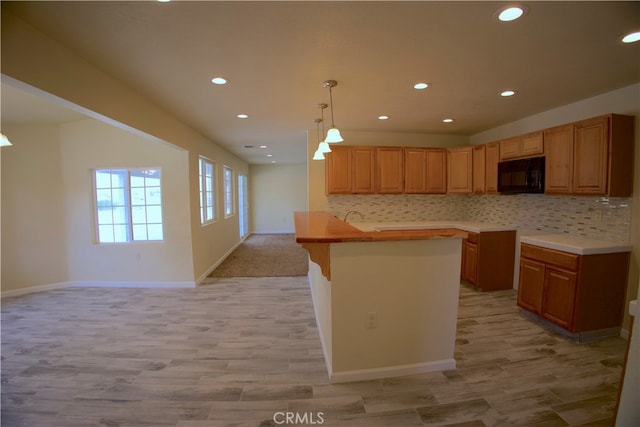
top-left (1, 280), bottom-right (197, 298)
top-left (330, 359), bottom-right (456, 384)
top-left (1, 282), bottom-right (71, 299)
top-left (196, 234), bottom-right (250, 285)
top-left (70, 281), bottom-right (196, 289)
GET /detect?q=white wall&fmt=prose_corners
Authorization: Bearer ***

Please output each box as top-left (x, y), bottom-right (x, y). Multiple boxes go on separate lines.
top-left (250, 163), bottom-right (307, 234)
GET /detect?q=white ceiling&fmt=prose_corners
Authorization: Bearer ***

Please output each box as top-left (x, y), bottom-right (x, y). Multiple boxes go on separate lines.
top-left (1, 1), bottom-right (639, 164)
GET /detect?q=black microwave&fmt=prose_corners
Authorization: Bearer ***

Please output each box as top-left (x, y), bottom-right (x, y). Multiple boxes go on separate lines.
top-left (498, 156), bottom-right (545, 194)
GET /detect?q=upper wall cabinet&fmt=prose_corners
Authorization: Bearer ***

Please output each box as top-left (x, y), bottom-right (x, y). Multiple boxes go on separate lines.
top-left (447, 147), bottom-right (473, 194)
top-left (499, 131), bottom-right (544, 161)
top-left (405, 148), bottom-right (447, 194)
top-left (376, 147), bottom-right (404, 194)
top-left (472, 145), bottom-right (486, 194)
top-left (545, 114), bottom-right (634, 197)
top-left (485, 142), bottom-right (499, 194)
top-left (326, 146), bottom-right (375, 194)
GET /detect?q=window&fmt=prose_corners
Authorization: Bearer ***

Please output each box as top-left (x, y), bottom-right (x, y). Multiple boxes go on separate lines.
top-left (199, 157), bottom-right (216, 224)
top-left (224, 166), bottom-right (234, 217)
top-left (94, 168), bottom-right (163, 243)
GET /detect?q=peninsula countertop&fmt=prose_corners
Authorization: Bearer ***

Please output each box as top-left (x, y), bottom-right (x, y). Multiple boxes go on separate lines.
top-left (294, 212), bottom-right (466, 243)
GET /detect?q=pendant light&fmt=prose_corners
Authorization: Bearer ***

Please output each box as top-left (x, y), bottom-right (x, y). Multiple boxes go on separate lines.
top-left (317, 103), bottom-right (331, 154)
top-left (0, 132), bottom-right (13, 147)
top-left (312, 118), bottom-right (326, 160)
top-left (322, 80), bottom-right (344, 143)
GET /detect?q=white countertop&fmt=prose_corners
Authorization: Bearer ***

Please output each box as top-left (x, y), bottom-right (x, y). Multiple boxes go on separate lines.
top-left (349, 221), bottom-right (516, 234)
top-left (520, 233), bottom-right (631, 255)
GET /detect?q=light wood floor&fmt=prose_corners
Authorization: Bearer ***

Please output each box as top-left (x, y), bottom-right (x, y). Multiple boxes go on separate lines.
top-left (1, 277), bottom-right (625, 426)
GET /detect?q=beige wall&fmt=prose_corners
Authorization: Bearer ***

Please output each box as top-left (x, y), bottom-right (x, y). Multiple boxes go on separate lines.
top-left (250, 163), bottom-right (307, 233)
top-left (1, 10), bottom-right (250, 287)
top-left (1, 124), bottom-right (68, 291)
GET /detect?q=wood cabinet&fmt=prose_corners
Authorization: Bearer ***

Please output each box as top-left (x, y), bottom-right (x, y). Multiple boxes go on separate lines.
top-left (460, 230), bottom-right (516, 291)
top-left (405, 148), bottom-right (447, 194)
top-left (326, 146), bottom-right (375, 194)
top-left (376, 147), bottom-right (404, 193)
top-left (447, 147), bottom-right (473, 194)
top-left (544, 124), bottom-right (574, 194)
top-left (326, 146), bottom-right (352, 194)
top-left (499, 131), bottom-right (544, 160)
top-left (545, 114), bottom-right (634, 197)
top-left (518, 243), bottom-right (630, 338)
top-left (472, 145), bottom-right (486, 194)
top-left (485, 142), bottom-right (499, 194)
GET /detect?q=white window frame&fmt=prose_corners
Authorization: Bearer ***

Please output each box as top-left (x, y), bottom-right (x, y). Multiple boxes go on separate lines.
top-left (93, 167), bottom-right (164, 244)
top-left (223, 165), bottom-right (235, 218)
top-left (199, 157), bottom-right (216, 225)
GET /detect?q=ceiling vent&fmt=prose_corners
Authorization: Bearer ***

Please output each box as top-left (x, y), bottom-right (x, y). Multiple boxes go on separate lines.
top-left (244, 145), bottom-right (255, 149)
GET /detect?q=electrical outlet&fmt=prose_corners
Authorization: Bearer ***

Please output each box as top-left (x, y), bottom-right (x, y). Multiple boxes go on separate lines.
top-left (366, 312), bottom-right (378, 329)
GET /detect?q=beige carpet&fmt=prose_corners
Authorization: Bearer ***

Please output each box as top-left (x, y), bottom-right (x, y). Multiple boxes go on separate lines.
top-left (209, 233), bottom-right (309, 277)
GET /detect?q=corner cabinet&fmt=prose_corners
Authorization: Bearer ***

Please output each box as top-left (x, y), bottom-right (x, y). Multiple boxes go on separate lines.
top-left (517, 243), bottom-right (630, 339)
top-left (461, 230), bottom-right (516, 291)
top-left (447, 147), bottom-right (473, 194)
top-left (472, 145), bottom-right (486, 194)
top-left (545, 114), bottom-right (634, 197)
top-left (485, 142), bottom-right (499, 194)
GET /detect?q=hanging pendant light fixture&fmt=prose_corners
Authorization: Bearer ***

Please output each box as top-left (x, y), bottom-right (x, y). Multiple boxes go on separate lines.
top-left (312, 118), bottom-right (326, 160)
top-left (317, 103), bottom-right (331, 154)
top-left (0, 132), bottom-right (13, 147)
top-left (322, 80), bottom-right (344, 143)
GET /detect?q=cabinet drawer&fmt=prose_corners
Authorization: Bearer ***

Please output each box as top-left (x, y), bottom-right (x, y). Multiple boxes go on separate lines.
top-left (467, 232), bottom-right (479, 244)
top-left (521, 243), bottom-right (579, 271)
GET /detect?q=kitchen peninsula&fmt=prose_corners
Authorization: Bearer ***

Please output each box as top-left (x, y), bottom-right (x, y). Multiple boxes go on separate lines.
top-left (294, 211), bottom-right (469, 383)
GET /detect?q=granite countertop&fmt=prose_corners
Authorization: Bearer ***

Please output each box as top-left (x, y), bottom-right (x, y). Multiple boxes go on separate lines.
top-left (520, 233), bottom-right (632, 255)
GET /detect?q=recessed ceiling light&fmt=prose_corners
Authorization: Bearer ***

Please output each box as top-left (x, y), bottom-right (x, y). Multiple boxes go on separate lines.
top-left (378, 115), bottom-right (390, 120)
top-left (498, 6), bottom-right (525, 22)
top-left (267, 154), bottom-right (273, 157)
top-left (260, 145), bottom-right (268, 149)
top-left (500, 90), bottom-right (516, 97)
top-left (211, 77), bottom-right (228, 85)
top-left (413, 82), bottom-right (429, 90)
top-left (622, 31), bottom-right (640, 43)
top-left (442, 118), bottom-right (454, 123)
top-left (237, 114), bottom-right (249, 119)
top-left (271, 160), bottom-right (276, 163)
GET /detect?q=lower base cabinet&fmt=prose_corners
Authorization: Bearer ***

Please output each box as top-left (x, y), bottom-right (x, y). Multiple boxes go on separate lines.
top-left (517, 243), bottom-right (630, 337)
top-left (461, 230), bottom-right (516, 291)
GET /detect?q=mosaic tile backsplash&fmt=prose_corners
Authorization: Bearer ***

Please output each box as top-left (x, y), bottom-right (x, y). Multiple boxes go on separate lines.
top-left (328, 194), bottom-right (633, 243)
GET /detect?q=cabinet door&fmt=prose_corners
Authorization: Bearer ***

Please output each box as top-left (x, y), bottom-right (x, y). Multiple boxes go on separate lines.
top-left (326, 146), bottom-right (352, 194)
top-left (521, 131), bottom-right (544, 157)
top-left (485, 142), bottom-right (499, 193)
top-left (376, 147), bottom-right (404, 193)
top-left (404, 148), bottom-right (427, 193)
top-left (447, 147), bottom-right (473, 193)
top-left (541, 267), bottom-right (577, 330)
top-left (499, 137), bottom-right (520, 160)
top-left (461, 240), bottom-right (478, 285)
top-left (352, 147), bottom-right (375, 194)
top-left (472, 145), bottom-right (486, 194)
top-left (573, 116), bottom-right (609, 195)
top-left (544, 124), bottom-right (574, 194)
top-left (426, 149), bottom-right (447, 194)
top-left (517, 258), bottom-right (545, 314)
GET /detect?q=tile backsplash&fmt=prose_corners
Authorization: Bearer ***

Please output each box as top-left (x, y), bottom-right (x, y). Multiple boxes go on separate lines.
top-left (328, 194), bottom-right (633, 243)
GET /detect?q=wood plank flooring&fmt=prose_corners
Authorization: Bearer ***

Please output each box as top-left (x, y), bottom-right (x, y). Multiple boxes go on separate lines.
top-left (1, 277), bottom-right (625, 426)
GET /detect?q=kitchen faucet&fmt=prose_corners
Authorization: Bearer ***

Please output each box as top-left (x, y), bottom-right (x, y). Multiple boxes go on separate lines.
top-left (343, 210), bottom-right (364, 223)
